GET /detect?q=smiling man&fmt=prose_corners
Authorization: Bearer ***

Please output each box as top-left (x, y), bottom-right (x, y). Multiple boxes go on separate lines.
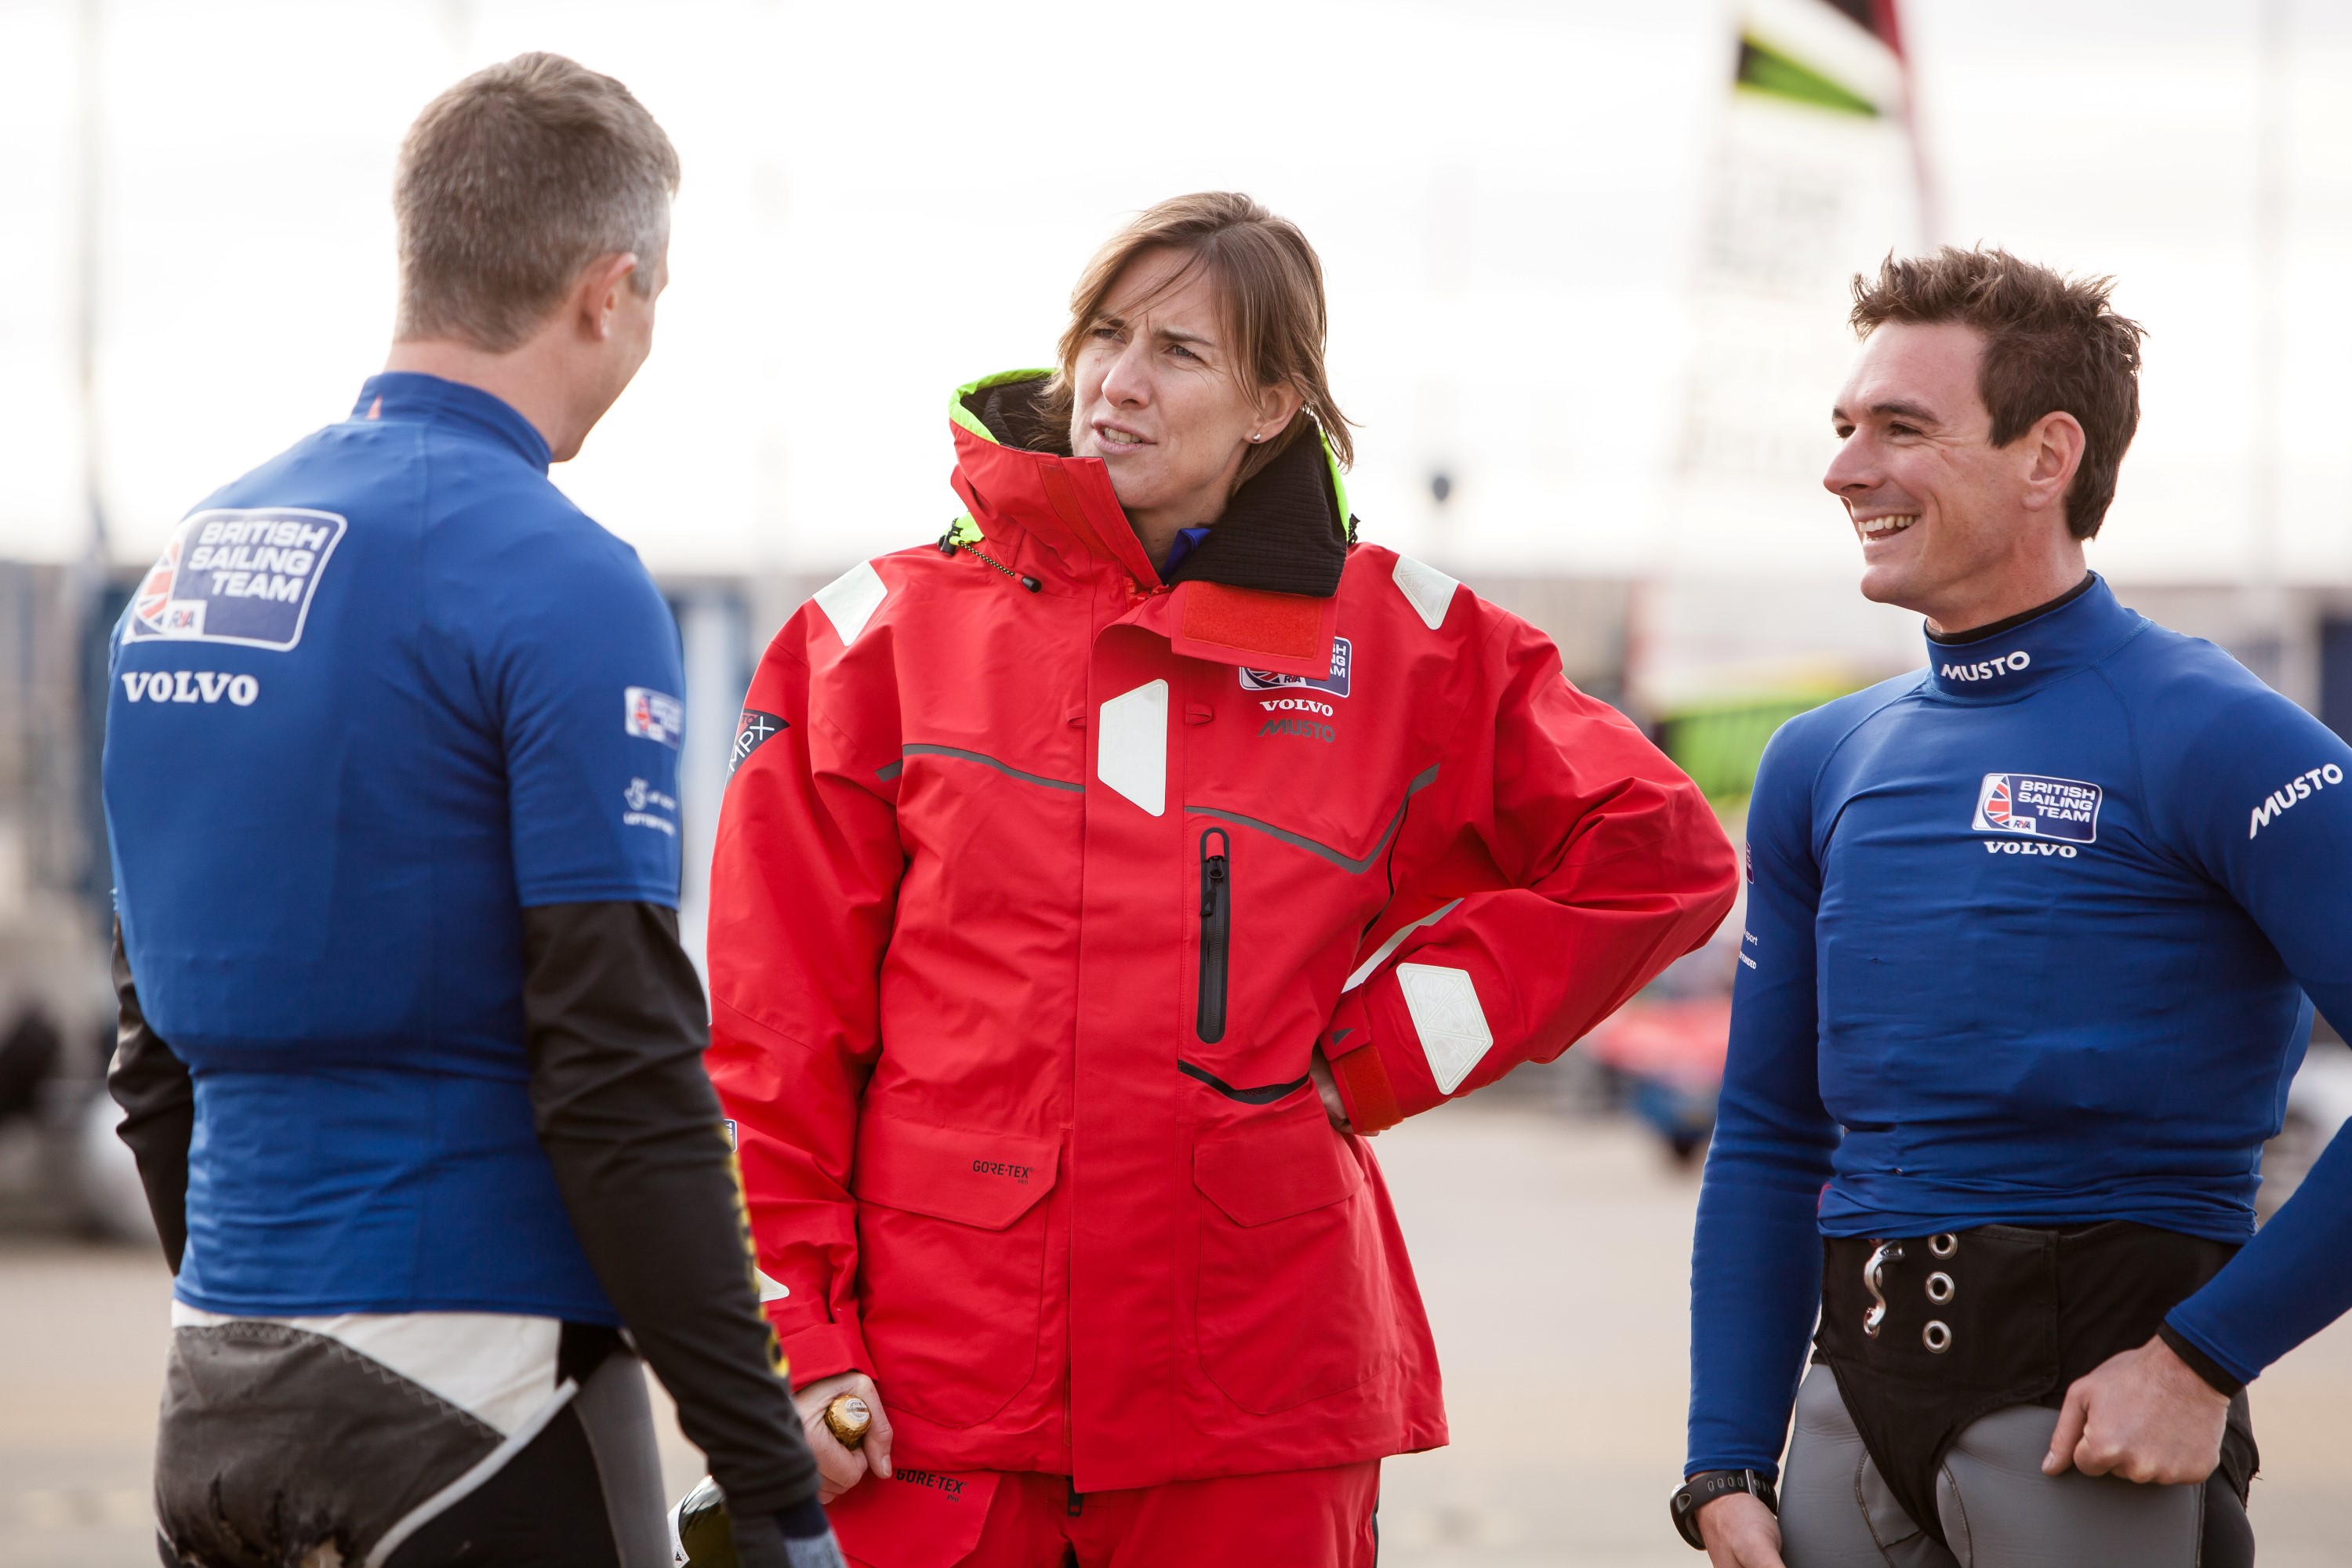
top-left (1673, 248), bottom-right (2352, 1568)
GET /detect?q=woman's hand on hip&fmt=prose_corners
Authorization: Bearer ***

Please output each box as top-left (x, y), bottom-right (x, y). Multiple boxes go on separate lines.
top-left (1308, 1049), bottom-right (1352, 1132)
top-left (793, 1370), bottom-right (894, 1503)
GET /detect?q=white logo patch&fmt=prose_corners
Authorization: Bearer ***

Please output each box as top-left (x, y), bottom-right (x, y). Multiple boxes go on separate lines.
top-left (2250, 764), bottom-right (2346, 839)
top-left (1973, 773), bottom-right (2101, 844)
top-left (123, 508), bottom-right (347, 652)
top-left (1240, 637), bottom-right (1352, 697)
top-left (625, 687), bottom-right (684, 748)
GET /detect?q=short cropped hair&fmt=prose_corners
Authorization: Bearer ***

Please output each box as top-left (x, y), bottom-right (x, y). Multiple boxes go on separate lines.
top-left (394, 53), bottom-right (680, 352)
top-left (1043, 192), bottom-right (1353, 485)
top-left (1850, 248), bottom-right (2145, 539)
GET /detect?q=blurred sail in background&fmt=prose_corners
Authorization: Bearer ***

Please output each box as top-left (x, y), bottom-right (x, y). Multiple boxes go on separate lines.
top-left (1636, 0), bottom-right (1929, 739)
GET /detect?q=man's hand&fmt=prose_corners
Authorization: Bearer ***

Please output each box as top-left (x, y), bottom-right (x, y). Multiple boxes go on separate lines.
top-left (1695, 1491), bottom-right (1784, 1568)
top-left (793, 1371), bottom-right (894, 1503)
top-left (1308, 1049), bottom-right (1353, 1132)
top-left (2042, 1335), bottom-right (2227, 1486)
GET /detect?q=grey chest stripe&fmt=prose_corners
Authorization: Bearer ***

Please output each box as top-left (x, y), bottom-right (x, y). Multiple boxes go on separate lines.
top-left (1193, 764), bottom-right (1440, 874)
top-left (887, 743), bottom-right (1083, 793)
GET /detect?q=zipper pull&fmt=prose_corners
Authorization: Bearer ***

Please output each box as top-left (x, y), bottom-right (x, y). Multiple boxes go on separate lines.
top-left (1201, 853), bottom-right (1227, 916)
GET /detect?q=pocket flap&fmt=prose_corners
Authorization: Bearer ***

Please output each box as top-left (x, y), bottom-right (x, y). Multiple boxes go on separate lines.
top-left (853, 1116), bottom-right (1059, 1230)
top-left (1193, 1114), bottom-right (1363, 1227)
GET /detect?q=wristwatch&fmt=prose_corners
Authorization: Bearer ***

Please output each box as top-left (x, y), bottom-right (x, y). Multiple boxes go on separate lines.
top-left (1669, 1469), bottom-right (1777, 1550)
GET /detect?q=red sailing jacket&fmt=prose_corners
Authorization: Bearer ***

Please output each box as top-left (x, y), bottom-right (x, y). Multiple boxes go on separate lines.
top-left (707, 372), bottom-right (1737, 1491)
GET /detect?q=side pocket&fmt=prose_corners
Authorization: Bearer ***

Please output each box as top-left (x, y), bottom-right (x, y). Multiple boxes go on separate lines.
top-left (1197, 827), bottom-right (1230, 1043)
top-left (1192, 1110), bottom-right (1395, 1414)
top-left (852, 1116), bottom-right (1059, 1428)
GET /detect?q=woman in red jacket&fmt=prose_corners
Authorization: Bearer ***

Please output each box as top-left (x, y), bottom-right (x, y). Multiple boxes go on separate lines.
top-left (707, 191), bottom-right (1737, 1567)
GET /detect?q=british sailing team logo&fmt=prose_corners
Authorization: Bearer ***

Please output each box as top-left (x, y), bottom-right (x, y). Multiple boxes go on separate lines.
top-left (1239, 637), bottom-right (1352, 698)
top-left (1973, 772), bottom-right (2101, 844)
top-left (125, 508), bottom-right (348, 650)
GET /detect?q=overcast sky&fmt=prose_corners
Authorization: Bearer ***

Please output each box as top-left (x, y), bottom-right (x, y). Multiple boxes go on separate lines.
top-left (3, 0), bottom-right (2348, 586)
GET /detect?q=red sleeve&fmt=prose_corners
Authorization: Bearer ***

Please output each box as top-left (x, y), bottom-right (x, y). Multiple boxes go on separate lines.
top-left (705, 612), bottom-right (903, 1388)
top-left (1325, 614), bottom-right (1737, 1132)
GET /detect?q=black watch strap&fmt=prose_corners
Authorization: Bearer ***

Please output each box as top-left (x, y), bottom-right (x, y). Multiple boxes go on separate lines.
top-left (1669, 1469), bottom-right (1777, 1550)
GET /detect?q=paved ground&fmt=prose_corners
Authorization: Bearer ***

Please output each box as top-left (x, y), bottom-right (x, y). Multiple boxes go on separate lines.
top-left (5, 1105), bottom-right (2350, 1565)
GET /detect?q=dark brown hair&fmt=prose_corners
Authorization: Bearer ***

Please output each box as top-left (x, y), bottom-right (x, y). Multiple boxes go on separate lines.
top-left (1850, 247), bottom-right (2145, 539)
top-left (394, 53), bottom-right (680, 352)
top-left (1044, 192), bottom-right (1353, 484)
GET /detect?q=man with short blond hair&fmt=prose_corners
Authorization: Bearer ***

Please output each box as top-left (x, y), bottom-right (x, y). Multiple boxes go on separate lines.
top-left (106, 53), bottom-right (834, 1568)
top-left (1676, 247), bottom-right (2352, 1567)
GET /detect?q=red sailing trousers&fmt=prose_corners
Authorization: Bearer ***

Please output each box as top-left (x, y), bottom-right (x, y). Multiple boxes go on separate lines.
top-left (826, 1463), bottom-right (1381, 1568)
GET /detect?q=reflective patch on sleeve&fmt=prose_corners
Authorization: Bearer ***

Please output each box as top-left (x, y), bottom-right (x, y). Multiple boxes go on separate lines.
top-left (812, 561), bottom-right (887, 646)
top-left (754, 1267), bottom-right (790, 1303)
top-left (1391, 555), bottom-right (1461, 631)
top-left (1096, 679), bottom-right (1168, 815)
top-left (1395, 962), bottom-right (1493, 1094)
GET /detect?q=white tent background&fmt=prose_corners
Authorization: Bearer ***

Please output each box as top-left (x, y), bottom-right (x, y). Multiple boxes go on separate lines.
top-left (5, 0), bottom-right (2350, 591)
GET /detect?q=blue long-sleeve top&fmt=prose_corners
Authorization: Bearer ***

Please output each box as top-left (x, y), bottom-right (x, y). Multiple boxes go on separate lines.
top-left (1687, 575), bottom-right (2352, 1477)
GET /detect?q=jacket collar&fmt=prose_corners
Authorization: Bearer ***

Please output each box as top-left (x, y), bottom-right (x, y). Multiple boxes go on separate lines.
top-left (946, 369), bottom-right (1352, 598)
top-left (352, 372), bottom-right (552, 472)
top-left (1918, 573), bottom-right (2146, 703)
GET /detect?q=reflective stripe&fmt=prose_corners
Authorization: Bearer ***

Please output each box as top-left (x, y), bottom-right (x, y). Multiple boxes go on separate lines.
top-left (1097, 680), bottom-right (1169, 815)
top-left (1195, 764), bottom-right (1439, 874)
top-left (1341, 898), bottom-right (1465, 993)
top-left (1395, 962), bottom-right (1494, 1095)
top-left (898, 743), bottom-right (1081, 793)
top-left (812, 561), bottom-right (888, 645)
top-left (1391, 555), bottom-right (1461, 630)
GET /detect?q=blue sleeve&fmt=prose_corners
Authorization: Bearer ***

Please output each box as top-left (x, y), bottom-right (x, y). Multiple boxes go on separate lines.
top-left (480, 525), bottom-right (687, 909)
top-left (2151, 673), bottom-right (2352, 1385)
top-left (1686, 719), bottom-right (1842, 1477)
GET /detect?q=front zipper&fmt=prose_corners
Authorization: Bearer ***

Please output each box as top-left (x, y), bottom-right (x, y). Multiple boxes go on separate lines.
top-left (1196, 827), bottom-right (1231, 1044)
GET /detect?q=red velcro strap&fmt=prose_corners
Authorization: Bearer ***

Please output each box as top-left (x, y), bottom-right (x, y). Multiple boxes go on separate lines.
top-left (1172, 582), bottom-right (1336, 677)
top-left (1329, 1039), bottom-right (1403, 1135)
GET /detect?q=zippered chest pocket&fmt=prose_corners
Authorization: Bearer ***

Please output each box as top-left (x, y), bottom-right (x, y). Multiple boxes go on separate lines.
top-left (1196, 827), bottom-right (1230, 1043)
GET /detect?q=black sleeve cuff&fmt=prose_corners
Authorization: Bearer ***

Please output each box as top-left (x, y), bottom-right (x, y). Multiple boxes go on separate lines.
top-left (105, 918), bottom-right (192, 1273)
top-left (523, 901), bottom-right (822, 1516)
top-left (2158, 1322), bottom-right (2245, 1398)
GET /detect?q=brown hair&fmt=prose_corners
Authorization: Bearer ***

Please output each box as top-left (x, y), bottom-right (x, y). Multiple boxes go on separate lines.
top-left (394, 53), bottom-right (681, 352)
top-left (1849, 247), bottom-right (2145, 539)
top-left (1044, 192), bottom-right (1352, 485)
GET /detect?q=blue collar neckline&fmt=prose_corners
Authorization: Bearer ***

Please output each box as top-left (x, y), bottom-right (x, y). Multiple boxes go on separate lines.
top-left (1918, 574), bottom-right (2145, 702)
top-left (351, 372), bottom-right (552, 472)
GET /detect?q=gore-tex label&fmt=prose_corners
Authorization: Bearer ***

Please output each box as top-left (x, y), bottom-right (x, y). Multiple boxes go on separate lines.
top-left (971, 1159), bottom-right (1034, 1184)
top-left (1973, 772), bottom-right (2101, 844)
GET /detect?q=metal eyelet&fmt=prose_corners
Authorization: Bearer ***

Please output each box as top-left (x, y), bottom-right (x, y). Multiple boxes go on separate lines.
top-left (1926, 1272), bottom-right (1955, 1304)
top-left (1923, 1320), bottom-right (1952, 1353)
top-left (1929, 1232), bottom-right (1959, 1259)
